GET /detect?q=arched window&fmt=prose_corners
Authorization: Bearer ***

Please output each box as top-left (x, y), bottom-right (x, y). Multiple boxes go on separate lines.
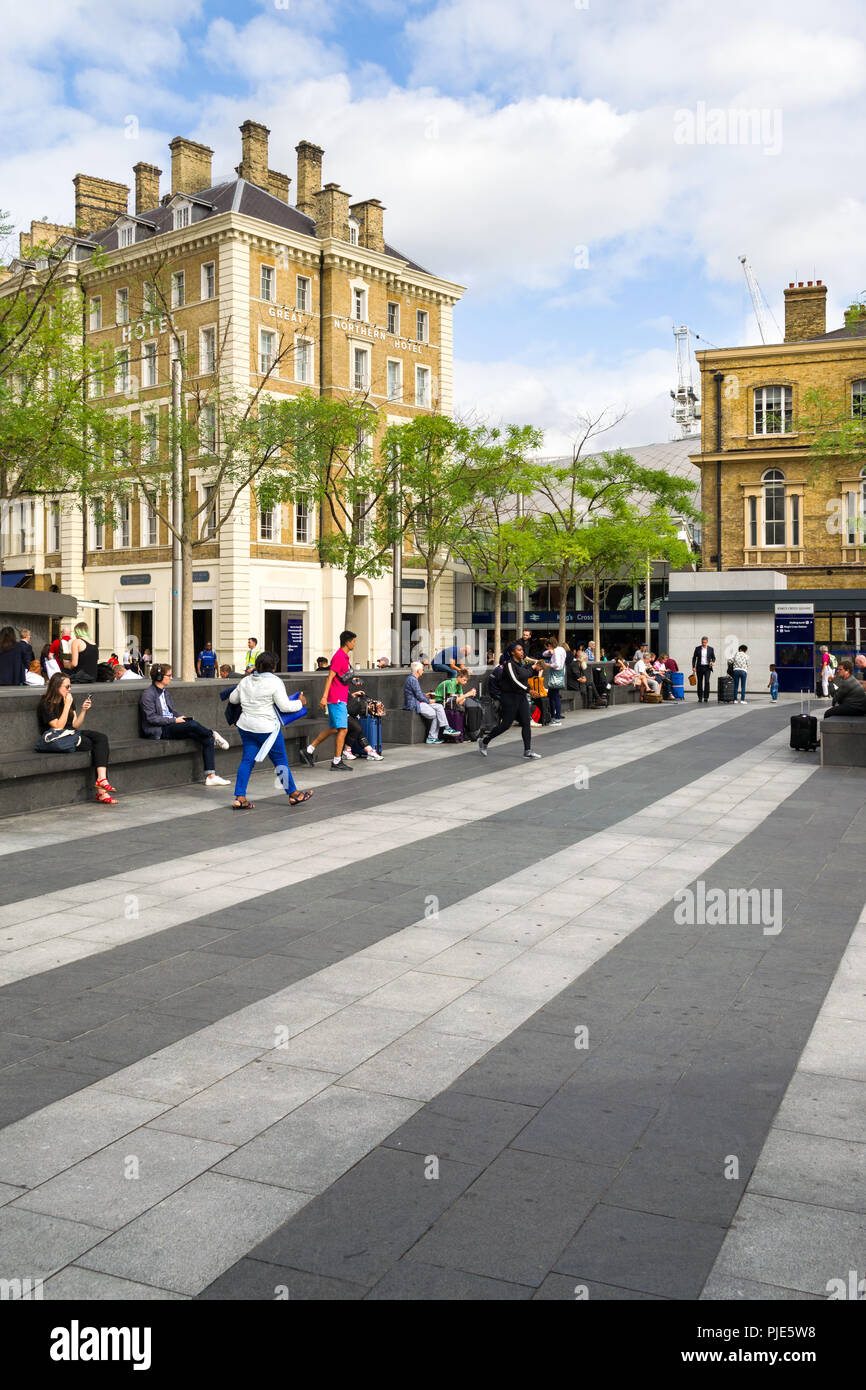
top-left (762, 469), bottom-right (786, 546)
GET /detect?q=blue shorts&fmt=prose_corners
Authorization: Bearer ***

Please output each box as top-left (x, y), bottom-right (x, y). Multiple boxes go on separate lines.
top-left (327, 702), bottom-right (348, 730)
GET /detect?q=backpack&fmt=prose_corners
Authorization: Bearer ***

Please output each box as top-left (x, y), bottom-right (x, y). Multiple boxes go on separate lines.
top-left (487, 665), bottom-right (504, 701)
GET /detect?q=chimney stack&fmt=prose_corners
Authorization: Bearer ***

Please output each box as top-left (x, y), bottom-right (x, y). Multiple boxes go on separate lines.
top-left (133, 162), bottom-right (161, 215)
top-left (266, 169), bottom-right (291, 203)
top-left (237, 120), bottom-right (270, 189)
top-left (313, 183), bottom-right (350, 241)
top-left (19, 219), bottom-right (74, 258)
top-left (73, 175), bottom-right (129, 235)
top-left (784, 279), bottom-right (827, 342)
top-left (350, 199), bottom-right (385, 253)
top-left (169, 137), bottom-right (213, 195)
top-left (295, 141), bottom-right (324, 217)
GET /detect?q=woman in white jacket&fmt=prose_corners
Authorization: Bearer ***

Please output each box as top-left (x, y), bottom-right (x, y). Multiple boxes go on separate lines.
top-left (228, 651), bottom-right (313, 810)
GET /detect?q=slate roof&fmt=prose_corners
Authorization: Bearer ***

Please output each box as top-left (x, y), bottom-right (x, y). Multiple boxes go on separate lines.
top-left (90, 179), bottom-right (429, 273)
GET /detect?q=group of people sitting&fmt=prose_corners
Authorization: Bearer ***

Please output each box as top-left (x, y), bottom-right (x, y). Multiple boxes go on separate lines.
top-left (611, 648), bottom-right (679, 701)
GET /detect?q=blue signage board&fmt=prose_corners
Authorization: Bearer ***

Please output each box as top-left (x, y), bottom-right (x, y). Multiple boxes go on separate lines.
top-left (774, 604), bottom-right (815, 693)
top-left (286, 615), bottom-right (304, 672)
top-left (120, 573), bottom-right (151, 586)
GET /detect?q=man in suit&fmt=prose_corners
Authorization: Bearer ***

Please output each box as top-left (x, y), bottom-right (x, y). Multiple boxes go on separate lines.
top-left (691, 636), bottom-right (715, 703)
top-left (140, 664), bottom-right (229, 785)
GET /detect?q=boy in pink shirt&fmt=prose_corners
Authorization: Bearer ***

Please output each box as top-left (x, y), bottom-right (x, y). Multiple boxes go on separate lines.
top-left (299, 631), bottom-right (356, 771)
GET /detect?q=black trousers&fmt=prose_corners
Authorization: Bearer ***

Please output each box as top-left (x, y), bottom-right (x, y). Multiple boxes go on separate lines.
top-left (695, 666), bottom-right (711, 701)
top-left (160, 719), bottom-right (215, 772)
top-left (77, 729), bottom-right (110, 769)
top-left (484, 692), bottom-right (532, 751)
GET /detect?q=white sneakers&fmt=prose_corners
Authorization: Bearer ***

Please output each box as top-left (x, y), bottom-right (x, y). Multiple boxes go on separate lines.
top-left (365, 748), bottom-right (384, 761)
top-left (205, 773), bottom-right (230, 786)
top-left (212, 730), bottom-right (230, 750)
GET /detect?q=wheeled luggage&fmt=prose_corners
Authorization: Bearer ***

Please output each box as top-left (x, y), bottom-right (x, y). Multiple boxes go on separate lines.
top-left (790, 696), bottom-right (818, 751)
top-left (359, 714), bottom-right (382, 753)
top-left (717, 675), bottom-right (735, 703)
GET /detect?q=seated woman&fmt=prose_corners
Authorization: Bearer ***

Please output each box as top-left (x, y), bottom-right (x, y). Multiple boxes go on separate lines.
top-left (228, 650), bottom-right (314, 808)
top-left (37, 672), bottom-right (118, 803)
top-left (613, 658), bottom-right (637, 686)
top-left (0, 626), bottom-right (26, 686)
top-left (68, 622), bottom-right (99, 684)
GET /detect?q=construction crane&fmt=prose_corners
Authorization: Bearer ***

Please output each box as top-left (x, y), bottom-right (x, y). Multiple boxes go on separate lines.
top-left (670, 325), bottom-right (701, 438)
top-left (739, 255), bottom-right (782, 343)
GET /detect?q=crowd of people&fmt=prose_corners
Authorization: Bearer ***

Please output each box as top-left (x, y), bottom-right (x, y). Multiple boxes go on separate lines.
top-left (7, 616), bottom-right (866, 806)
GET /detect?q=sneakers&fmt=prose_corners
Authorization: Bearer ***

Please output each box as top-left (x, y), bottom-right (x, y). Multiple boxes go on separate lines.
top-left (298, 746), bottom-right (316, 768)
top-left (205, 772), bottom-right (230, 786)
top-left (550, 719), bottom-right (563, 727)
top-left (330, 758), bottom-right (353, 771)
top-left (364, 748), bottom-right (383, 761)
top-left (425, 736), bottom-right (443, 745)
top-left (477, 738), bottom-right (488, 757)
top-left (523, 750), bottom-right (542, 759)
top-left (342, 748), bottom-right (357, 760)
top-left (212, 730), bottom-right (230, 751)
top-left (440, 727), bottom-right (460, 738)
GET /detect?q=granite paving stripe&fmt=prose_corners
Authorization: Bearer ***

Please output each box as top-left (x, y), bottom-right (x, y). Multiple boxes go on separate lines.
top-left (0, 703), bottom-right (643, 903)
top-left (197, 754), bottom-right (861, 1300)
top-left (0, 713), bottom-right (792, 1130)
top-left (0, 726), bottom-right (809, 1291)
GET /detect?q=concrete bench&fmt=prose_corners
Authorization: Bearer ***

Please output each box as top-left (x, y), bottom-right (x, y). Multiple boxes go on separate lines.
top-left (820, 715), bottom-right (866, 767)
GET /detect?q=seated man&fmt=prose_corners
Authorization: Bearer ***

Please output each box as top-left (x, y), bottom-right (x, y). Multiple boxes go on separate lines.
top-left (824, 658), bottom-right (866, 718)
top-left (633, 654), bottom-right (660, 697)
top-left (431, 643), bottom-right (472, 674)
top-left (315, 657), bottom-right (331, 670)
top-left (403, 661), bottom-right (460, 744)
top-left (140, 664), bottom-right (230, 784)
top-left (113, 663), bottom-right (143, 681)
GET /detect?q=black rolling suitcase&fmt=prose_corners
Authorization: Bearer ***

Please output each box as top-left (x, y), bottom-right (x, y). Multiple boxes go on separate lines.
top-left (717, 675), bottom-right (735, 703)
top-left (790, 696), bottom-right (819, 751)
top-left (461, 699), bottom-right (484, 741)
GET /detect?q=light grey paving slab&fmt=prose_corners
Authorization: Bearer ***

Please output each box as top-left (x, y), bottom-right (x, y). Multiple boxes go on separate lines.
top-left (0, 1182), bottom-right (26, 1207)
top-left (700, 1272), bottom-right (822, 1301)
top-left (41, 1267), bottom-right (190, 1300)
top-left (261, 1003), bottom-right (427, 1074)
top-left (360, 970), bottom-right (476, 1016)
top-left (77, 1172), bottom-right (309, 1296)
top-left (146, 1063), bottom-right (338, 1146)
top-left (481, 952), bottom-right (588, 1003)
top-left (13, 1129), bottom-right (235, 1230)
top-left (0, 1206), bottom-right (107, 1283)
top-left (215, 1085), bottom-right (419, 1192)
top-left (709, 1194), bottom-right (866, 1297)
top-left (421, 939), bottom-right (525, 980)
top-left (92, 1038), bottom-right (264, 1104)
top-left (340, 1023), bottom-right (496, 1101)
top-left (0, 1091), bottom-right (172, 1189)
top-left (747, 1129), bottom-right (866, 1215)
top-left (798, 1015), bottom-right (866, 1081)
top-left (199, 992), bottom-right (345, 1049)
top-left (425, 988), bottom-right (542, 1041)
top-left (773, 1072), bottom-right (866, 1144)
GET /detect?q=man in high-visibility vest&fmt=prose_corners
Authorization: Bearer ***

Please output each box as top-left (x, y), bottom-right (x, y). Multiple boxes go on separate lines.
top-left (244, 637), bottom-right (258, 673)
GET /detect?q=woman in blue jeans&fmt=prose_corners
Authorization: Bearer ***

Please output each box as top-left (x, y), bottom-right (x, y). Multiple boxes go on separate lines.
top-left (731, 644), bottom-right (749, 703)
top-left (228, 651), bottom-right (313, 809)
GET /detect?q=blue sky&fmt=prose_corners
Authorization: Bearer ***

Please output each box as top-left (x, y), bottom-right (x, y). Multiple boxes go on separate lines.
top-left (2, 0), bottom-right (865, 452)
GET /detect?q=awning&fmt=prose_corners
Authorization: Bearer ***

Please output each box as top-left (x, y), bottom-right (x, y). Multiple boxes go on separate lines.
top-left (1, 570), bottom-right (33, 587)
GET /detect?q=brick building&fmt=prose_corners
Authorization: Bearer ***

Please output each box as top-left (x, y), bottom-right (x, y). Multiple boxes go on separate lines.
top-left (1, 121), bottom-right (465, 668)
top-left (693, 281), bottom-right (866, 588)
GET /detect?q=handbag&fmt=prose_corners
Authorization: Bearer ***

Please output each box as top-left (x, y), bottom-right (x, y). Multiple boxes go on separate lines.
top-left (34, 728), bottom-right (81, 753)
top-left (547, 668), bottom-right (565, 690)
top-left (688, 672), bottom-right (697, 686)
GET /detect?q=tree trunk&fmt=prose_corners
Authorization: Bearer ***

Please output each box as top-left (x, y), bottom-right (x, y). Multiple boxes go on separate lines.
top-left (592, 573), bottom-right (601, 657)
top-left (493, 587), bottom-right (502, 665)
top-left (558, 567), bottom-right (568, 644)
top-left (343, 567), bottom-right (356, 634)
top-left (426, 557), bottom-right (436, 661)
top-left (181, 537), bottom-right (195, 681)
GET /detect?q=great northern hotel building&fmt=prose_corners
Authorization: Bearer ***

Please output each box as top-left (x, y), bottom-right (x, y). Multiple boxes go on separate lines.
top-left (2, 121), bottom-right (465, 668)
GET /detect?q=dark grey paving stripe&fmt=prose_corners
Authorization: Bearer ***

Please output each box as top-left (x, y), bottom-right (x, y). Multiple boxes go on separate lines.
top-left (0, 704), bottom-right (673, 906)
top-left (0, 708), bottom-right (789, 1130)
top-left (197, 763), bottom-right (864, 1301)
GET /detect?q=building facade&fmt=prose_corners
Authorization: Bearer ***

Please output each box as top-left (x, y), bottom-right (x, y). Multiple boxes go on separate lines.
top-left (1, 121), bottom-right (465, 669)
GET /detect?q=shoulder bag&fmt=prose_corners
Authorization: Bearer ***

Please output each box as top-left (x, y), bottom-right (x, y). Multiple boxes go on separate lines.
top-left (34, 728), bottom-right (81, 753)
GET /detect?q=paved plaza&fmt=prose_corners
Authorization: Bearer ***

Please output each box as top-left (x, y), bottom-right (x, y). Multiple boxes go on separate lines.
top-left (0, 698), bottom-right (864, 1301)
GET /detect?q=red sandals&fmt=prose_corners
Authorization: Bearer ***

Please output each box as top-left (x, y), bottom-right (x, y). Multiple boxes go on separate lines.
top-left (95, 780), bottom-right (118, 804)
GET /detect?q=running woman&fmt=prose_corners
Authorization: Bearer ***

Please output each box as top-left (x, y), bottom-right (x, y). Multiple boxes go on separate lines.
top-left (477, 641), bottom-right (543, 760)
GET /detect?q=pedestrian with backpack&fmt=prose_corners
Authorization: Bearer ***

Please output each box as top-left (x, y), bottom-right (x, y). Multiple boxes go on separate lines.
top-left (478, 641), bottom-right (543, 760)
